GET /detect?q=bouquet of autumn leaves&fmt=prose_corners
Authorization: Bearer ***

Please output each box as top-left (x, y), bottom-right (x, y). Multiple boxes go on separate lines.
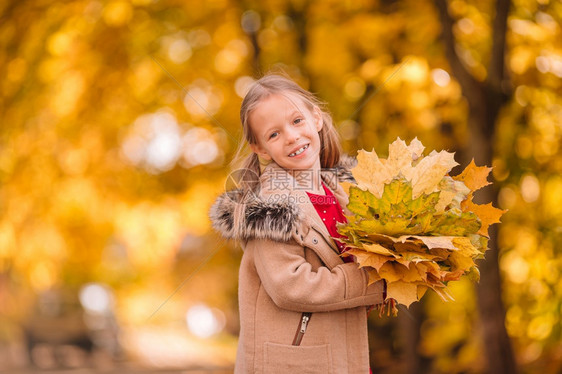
top-left (337, 138), bottom-right (505, 314)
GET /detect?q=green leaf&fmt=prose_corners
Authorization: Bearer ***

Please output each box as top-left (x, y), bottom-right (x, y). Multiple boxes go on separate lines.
top-left (431, 211), bottom-right (481, 236)
top-left (347, 186), bottom-right (374, 216)
top-left (358, 217), bottom-right (411, 236)
top-left (409, 191), bottom-right (440, 217)
top-left (388, 201), bottom-right (411, 218)
top-left (408, 212), bottom-right (435, 233)
top-left (383, 178), bottom-right (413, 205)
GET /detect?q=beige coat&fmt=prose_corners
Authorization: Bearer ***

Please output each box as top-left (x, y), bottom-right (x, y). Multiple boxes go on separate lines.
top-left (210, 161), bottom-right (384, 373)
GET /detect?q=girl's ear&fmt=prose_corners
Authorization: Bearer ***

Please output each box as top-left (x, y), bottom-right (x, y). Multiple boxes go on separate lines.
top-left (313, 106), bottom-right (323, 132)
top-left (250, 143), bottom-right (272, 161)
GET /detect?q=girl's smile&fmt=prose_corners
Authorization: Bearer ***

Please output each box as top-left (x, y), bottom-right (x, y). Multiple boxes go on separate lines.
top-left (288, 143), bottom-right (309, 157)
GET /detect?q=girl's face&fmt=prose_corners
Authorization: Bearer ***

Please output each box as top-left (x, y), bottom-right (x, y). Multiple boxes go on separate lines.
top-left (249, 93), bottom-right (323, 172)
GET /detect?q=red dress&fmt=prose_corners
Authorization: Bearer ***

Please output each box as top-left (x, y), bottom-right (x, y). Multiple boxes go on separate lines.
top-left (306, 183), bottom-right (352, 262)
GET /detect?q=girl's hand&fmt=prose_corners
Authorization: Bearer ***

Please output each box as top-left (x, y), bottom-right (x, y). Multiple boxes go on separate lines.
top-left (373, 298), bottom-right (398, 317)
top-left (367, 280), bottom-right (398, 317)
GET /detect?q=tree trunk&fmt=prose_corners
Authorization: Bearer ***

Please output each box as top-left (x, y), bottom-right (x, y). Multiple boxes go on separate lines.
top-left (399, 302), bottom-right (431, 374)
top-left (467, 115), bottom-right (518, 374)
top-left (433, 0), bottom-right (518, 373)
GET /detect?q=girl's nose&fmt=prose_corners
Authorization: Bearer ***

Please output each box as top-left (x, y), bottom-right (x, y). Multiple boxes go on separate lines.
top-left (285, 125), bottom-right (300, 143)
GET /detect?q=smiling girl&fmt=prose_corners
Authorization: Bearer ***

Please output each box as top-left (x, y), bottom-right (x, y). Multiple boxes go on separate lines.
top-left (210, 74), bottom-right (384, 373)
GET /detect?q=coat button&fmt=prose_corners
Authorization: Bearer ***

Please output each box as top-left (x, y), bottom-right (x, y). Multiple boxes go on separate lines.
top-left (312, 238), bottom-right (318, 244)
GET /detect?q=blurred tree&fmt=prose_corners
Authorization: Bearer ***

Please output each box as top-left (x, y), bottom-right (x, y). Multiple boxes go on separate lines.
top-left (434, 0), bottom-right (517, 373)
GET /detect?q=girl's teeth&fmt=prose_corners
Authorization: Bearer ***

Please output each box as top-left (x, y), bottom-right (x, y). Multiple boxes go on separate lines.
top-left (290, 145), bottom-right (308, 157)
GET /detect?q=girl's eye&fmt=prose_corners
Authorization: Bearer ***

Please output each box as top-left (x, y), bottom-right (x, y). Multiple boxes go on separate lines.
top-left (293, 118), bottom-right (303, 125)
top-left (269, 132), bottom-right (279, 139)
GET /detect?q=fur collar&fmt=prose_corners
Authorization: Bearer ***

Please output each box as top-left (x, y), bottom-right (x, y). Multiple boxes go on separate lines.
top-left (209, 155), bottom-right (356, 242)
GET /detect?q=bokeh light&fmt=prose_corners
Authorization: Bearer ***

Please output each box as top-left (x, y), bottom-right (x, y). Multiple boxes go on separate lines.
top-left (186, 304), bottom-right (226, 339)
top-left (79, 283), bottom-right (114, 315)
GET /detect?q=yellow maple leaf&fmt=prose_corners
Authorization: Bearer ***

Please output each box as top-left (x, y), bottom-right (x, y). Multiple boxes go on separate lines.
top-left (409, 262), bottom-right (429, 281)
top-left (399, 235), bottom-right (457, 250)
top-left (447, 237), bottom-right (480, 272)
top-left (365, 232), bottom-right (398, 247)
top-left (412, 262), bottom-right (433, 281)
top-left (408, 137), bottom-right (425, 160)
top-left (379, 261), bottom-right (424, 283)
top-left (417, 285), bottom-right (428, 300)
top-left (386, 138), bottom-right (414, 176)
top-left (344, 249), bottom-right (390, 272)
top-left (352, 150), bottom-right (392, 198)
top-left (443, 269), bottom-right (466, 281)
top-left (461, 199), bottom-right (506, 237)
top-left (452, 237), bottom-right (481, 257)
top-left (363, 243), bottom-right (396, 256)
top-left (404, 150), bottom-right (458, 198)
top-left (435, 177), bottom-right (472, 212)
top-left (448, 252), bottom-right (476, 272)
top-left (434, 189), bottom-right (456, 212)
top-left (393, 241), bottom-right (429, 254)
top-left (386, 281), bottom-right (419, 307)
top-left (367, 269), bottom-right (382, 285)
top-left (452, 159), bottom-right (492, 192)
top-left (350, 139), bottom-right (434, 198)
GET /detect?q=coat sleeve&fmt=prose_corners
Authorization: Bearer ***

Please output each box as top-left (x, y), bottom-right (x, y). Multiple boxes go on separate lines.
top-left (248, 238), bottom-right (384, 312)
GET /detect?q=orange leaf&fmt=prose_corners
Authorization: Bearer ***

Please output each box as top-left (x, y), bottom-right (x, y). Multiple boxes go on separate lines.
top-left (367, 269), bottom-right (382, 285)
top-left (416, 261), bottom-right (442, 278)
top-left (442, 268), bottom-right (466, 281)
top-left (461, 199), bottom-right (506, 237)
top-left (417, 285), bottom-right (428, 300)
top-left (386, 281), bottom-right (419, 307)
top-left (345, 249), bottom-right (390, 272)
top-left (452, 159), bottom-right (492, 192)
top-left (363, 243), bottom-right (396, 256)
top-left (379, 261), bottom-right (424, 283)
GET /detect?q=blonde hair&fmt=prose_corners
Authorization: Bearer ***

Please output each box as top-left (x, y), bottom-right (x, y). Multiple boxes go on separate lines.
top-left (232, 73), bottom-right (341, 193)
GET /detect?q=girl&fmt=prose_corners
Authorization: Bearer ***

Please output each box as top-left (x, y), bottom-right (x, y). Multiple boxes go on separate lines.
top-left (210, 74), bottom-right (384, 373)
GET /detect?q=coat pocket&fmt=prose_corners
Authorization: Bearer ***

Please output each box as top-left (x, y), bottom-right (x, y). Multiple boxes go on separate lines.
top-left (263, 342), bottom-right (332, 374)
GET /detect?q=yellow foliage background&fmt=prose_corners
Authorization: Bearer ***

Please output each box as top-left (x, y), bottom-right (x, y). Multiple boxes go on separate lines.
top-left (0, 0), bottom-right (561, 372)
